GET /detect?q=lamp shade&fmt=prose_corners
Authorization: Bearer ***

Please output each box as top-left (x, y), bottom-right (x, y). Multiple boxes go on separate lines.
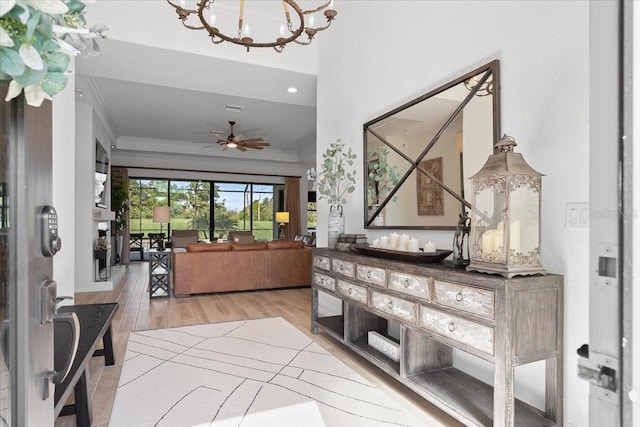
top-left (152, 206), bottom-right (170, 223)
top-left (275, 211), bottom-right (290, 224)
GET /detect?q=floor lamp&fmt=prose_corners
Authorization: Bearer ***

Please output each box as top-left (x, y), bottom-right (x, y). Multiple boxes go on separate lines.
top-left (152, 206), bottom-right (170, 251)
top-left (275, 211), bottom-right (289, 240)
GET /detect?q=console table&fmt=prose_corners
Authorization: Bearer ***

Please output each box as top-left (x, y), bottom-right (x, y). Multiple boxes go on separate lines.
top-left (311, 248), bottom-right (563, 427)
top-left (149, 248), bottom-right (171, 297)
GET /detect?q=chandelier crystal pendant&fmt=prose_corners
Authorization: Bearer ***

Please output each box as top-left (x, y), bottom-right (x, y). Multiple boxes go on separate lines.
top-left (167, 0), bottom-right (337, 52)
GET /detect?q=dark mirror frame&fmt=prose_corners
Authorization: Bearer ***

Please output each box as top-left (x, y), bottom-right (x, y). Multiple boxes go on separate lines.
top-left (363, 60), bottom-right (501, 230)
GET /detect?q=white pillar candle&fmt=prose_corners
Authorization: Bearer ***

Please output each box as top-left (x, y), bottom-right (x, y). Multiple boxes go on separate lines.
top-left (481, 230), bottom-right (495, 254)
top-left (408, 238), bottom-right (420, 252)
top-left (424, 241), bottom-right (436, 253)
top-left (399, 233), bottom-right (410, 251)
top-left (388, 233), bottom-right (399, 249)
top-left (379, 236), bottom-right (389, 248)
top-left (493, 228), bottom-right (504, 253)
top-left (372, 238), bottom-right (380, 248)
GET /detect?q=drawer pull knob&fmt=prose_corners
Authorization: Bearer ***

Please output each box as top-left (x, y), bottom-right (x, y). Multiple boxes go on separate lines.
top-left (366, 271), bottom-right (372, 279)
top-left (403, 279), bottom-right (410, 288)
top-left (448, 322), bottom-right (456, 332)
top-left (456, 292), bottom-right (464, 302)
top-left (321, 278), bottom-right (325, 284)
top-left (387, 301), bottom-right (394, 309)
top-left (339, 264), bottom-right (344, 271)
top-left (348, 288), bottom-right (353, 295)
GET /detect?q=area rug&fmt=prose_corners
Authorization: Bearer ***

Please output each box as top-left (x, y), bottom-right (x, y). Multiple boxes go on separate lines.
top-left (109, 317), bottom-right (428, 427)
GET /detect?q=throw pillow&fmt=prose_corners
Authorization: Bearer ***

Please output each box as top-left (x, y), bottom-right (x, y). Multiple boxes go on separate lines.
top-left (266, 240), bottom-right (305, 250)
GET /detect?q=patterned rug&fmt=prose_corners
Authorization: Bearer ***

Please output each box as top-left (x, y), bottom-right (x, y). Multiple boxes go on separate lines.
top-left (109, 317), bottom-right (427, 427)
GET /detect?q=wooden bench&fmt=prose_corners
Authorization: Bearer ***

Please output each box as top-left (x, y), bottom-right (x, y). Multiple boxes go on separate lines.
top-left (54, 303), bottom-right (119, 426)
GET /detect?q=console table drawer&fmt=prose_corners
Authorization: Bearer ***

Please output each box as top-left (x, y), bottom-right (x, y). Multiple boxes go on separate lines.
top-left (371, 291), bottom-right (417, 324)
top-left (313, 255), bottom-right (331, 271)
top-left (356, 264), bottom-right (386, 287)
top-left (389, 271), bottom-right (431, 301)
top-left (313, 273), bottom-right (336, 292)
top-left (332, 259), bottom-right (355, 278)
top-left (433, 280), bottom-right (495, 319)
top-left (419, 305), bottom-right (494, 355)
top-left (337, 280), bottom-right (368, 304)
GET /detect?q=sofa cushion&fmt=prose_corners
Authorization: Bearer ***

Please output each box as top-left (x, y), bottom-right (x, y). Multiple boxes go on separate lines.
top-left (171, 230), bottom-right (199, 248)
top-left (231, 242), bottom-right (267, 251)
top-left (186, 242), bottom-right (232, 252)
top-left (267, 240), bottom-right (305, 250)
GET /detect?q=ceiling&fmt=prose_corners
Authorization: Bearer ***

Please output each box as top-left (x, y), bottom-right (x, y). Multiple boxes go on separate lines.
top-left (76, 1), bottom-right (325, 165)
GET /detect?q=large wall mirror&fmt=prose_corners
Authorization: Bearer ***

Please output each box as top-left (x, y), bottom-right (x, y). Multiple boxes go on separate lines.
top-left (364, 60), bottom-right (500, 229)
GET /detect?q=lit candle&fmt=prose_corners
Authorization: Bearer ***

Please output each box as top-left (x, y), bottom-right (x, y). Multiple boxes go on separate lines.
top-left (279, 24), bottom-right (286, 37)
top-left (424, 241), bottom-right (436, 253)
top-left (379, 236), bottom-right (389, 248)
top-left (372, 238), bottom-right (380, 248)
top-left (408, 238), bottom-right (420, 252)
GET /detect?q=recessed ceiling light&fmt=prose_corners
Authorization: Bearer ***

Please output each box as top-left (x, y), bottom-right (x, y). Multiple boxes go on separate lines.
top-left (287, 87), bottom-right (298, 93)
top-left (224, 104), bottom-right (244, 112)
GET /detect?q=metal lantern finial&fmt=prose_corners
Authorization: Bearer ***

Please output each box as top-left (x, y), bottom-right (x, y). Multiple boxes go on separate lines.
top-left (467, 134), bottom-right (546, 278)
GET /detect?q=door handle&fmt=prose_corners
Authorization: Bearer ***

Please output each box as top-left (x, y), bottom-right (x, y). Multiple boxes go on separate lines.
top-left (43, 312), bottom-right (80, 399)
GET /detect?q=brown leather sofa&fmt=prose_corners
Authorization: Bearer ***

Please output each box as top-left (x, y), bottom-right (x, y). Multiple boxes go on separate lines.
top-left (172, 240), bottom-right (312, 297)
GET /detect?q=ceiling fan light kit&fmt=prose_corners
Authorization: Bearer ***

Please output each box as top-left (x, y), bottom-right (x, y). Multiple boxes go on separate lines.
top-left (167, 0), bottom-right (337, 52)
top-left (198, 121), bottom-right (270, 152)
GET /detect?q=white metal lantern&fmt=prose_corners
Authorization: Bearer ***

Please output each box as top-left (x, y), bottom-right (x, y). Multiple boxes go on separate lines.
top-left (467, 134), bottom-right (546, 278)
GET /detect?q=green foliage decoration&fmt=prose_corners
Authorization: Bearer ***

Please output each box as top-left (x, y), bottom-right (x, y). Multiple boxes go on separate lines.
top-left (367, 145), bottom-right (400, 206)
top-left (0, 0), bottom-right (107, 107)
top-left (308, 139), bottom-right (357, 206)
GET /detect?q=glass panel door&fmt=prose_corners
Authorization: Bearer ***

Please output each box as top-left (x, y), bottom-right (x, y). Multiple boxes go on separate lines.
top-left (251, 184), bottom-right (274, 241)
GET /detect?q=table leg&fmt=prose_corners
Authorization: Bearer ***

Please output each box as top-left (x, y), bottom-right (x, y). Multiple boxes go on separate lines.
top-left (103, 325), bottom-right (115, 366)
top-left (74, 371), bottom-right (92, 427)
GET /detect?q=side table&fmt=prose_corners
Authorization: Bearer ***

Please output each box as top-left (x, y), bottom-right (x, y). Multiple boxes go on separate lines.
top-left (149, 248), bottom-right (171, 297)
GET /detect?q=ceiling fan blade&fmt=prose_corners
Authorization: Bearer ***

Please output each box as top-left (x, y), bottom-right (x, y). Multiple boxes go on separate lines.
top-left (237, 146), bottom-right (247, 152)
top-left (210, 130), bottom-right (225, 136)
top-left (245, 142), bottom-right (270, 148)
top-left (238, 137), bottom-right (264, 144)
top-left (202, 145), bottom-right (216, 149)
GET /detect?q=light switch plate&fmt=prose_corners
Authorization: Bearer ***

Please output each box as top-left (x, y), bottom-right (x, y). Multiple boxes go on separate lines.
top-left (566, 202), bottom-right (589, 229)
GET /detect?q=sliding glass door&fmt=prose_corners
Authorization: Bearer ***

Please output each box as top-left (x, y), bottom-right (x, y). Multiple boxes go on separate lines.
top-left (129, 178), bottom-right (278, 243)
top-left (170, 181), bottom-right (210, 239)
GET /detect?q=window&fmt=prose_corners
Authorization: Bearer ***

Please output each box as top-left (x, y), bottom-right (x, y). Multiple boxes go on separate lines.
top-left (129, 179), bottom-right (168, 236)
top-left (170, 181), bottom-right (210, 240)
top-left (129, 178), bottom-right (278, 242)
top-left (307, 191), bottom-right (317, 231)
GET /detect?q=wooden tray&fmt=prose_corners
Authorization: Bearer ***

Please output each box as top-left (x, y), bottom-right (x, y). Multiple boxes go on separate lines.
top-left (352, 244), bottom-right (453, 264)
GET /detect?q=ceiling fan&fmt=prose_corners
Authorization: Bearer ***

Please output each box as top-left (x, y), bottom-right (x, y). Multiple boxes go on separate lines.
top-left (198, 121), bottom-right (270, 152)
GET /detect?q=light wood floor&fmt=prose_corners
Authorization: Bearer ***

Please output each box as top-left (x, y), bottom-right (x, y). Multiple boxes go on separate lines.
top-left (55, 262), bottom-right (462, 427)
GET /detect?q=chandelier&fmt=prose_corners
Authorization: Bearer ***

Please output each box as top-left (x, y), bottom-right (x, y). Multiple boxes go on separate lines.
top-left (167, 0), bottom-right (337, 52)
top-left (463, 72), bottom-right (494, 97)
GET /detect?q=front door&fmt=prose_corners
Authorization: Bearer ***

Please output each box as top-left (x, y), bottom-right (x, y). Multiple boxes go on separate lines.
top-left (0, 88), bottom-right (59, 425)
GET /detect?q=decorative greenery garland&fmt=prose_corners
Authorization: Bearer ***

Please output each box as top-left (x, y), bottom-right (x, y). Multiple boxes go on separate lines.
top-left (0, 0), bottom-right (107, 106)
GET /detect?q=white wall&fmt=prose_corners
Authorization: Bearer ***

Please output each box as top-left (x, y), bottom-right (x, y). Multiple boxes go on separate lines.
top-left (74, 102), bottom-right (117, 292)
top-left (316, 2), bottom-right (589, 426)
top-left (74, 104), bottom-right (94, 292)
top-left (52, 61), bottom-right (76, 304)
